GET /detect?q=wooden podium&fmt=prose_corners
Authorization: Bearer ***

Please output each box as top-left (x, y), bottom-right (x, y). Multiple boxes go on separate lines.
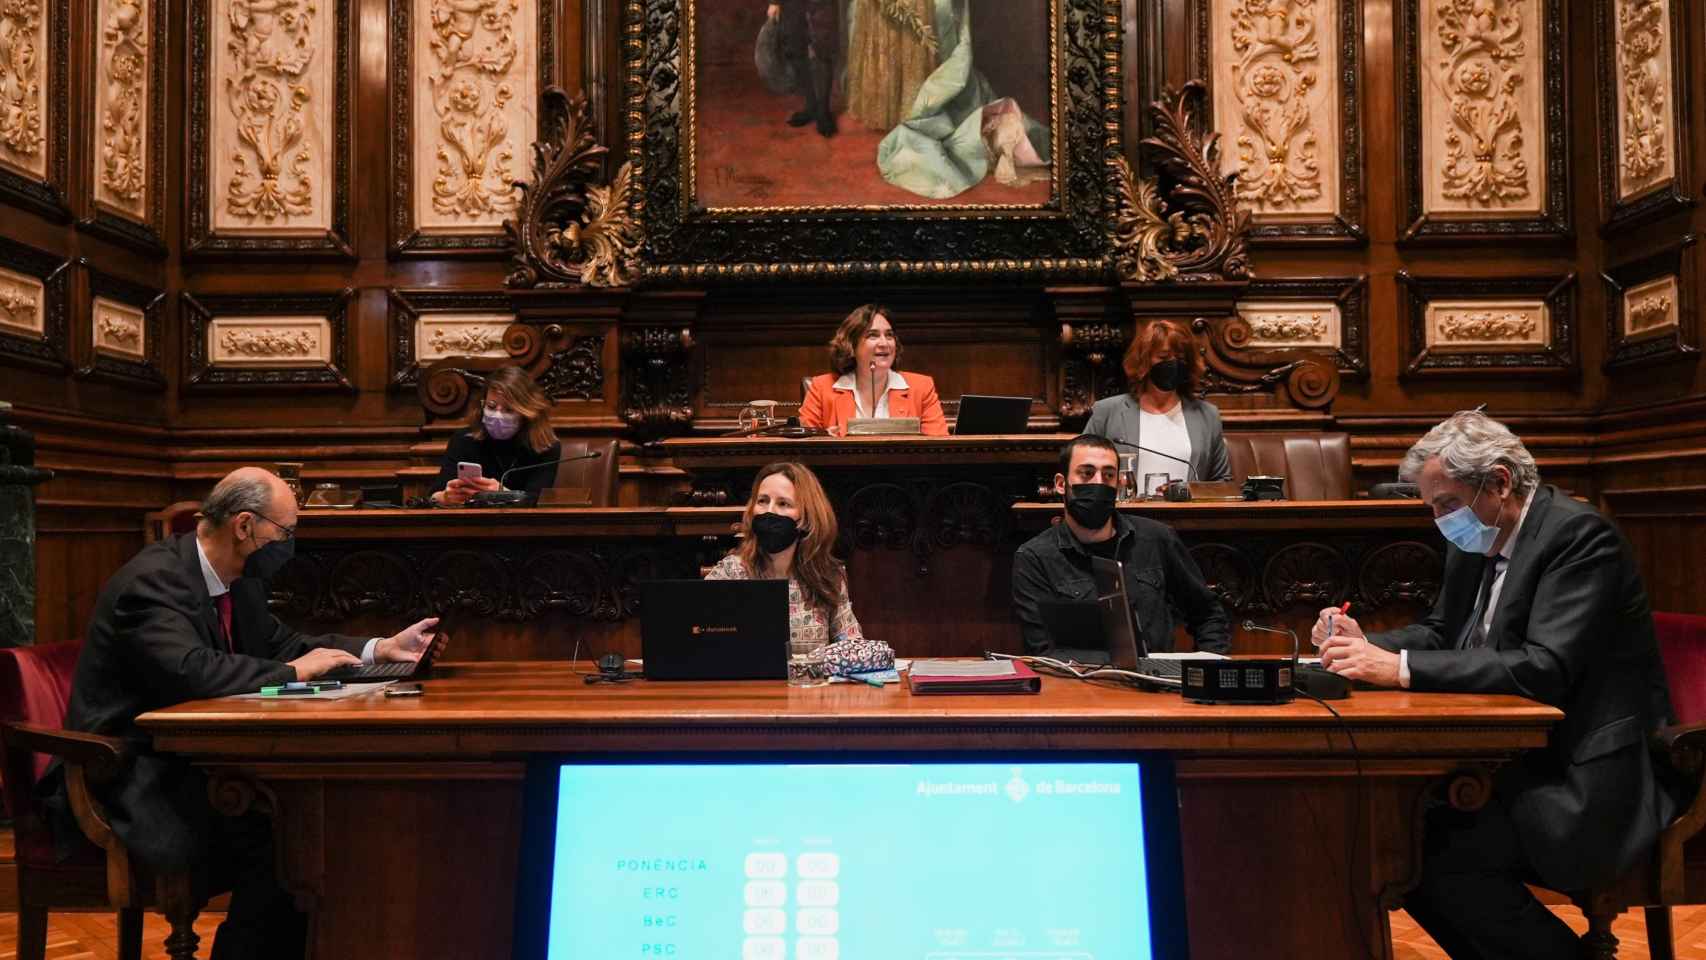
top-left (139, 664), bottom-right (1559, 959)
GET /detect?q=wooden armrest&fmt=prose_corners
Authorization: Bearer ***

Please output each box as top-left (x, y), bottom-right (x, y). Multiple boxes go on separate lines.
top-left (1653, 722), bottom-right (1706, 901)
top-left (1, 723), bottom-right (132, 783)
top-left (1656, 722), bottom-right (1706, 775)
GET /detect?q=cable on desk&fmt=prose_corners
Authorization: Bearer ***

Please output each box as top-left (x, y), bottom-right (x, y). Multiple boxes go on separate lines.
top-left (983, 650), bottom-right (1181, 688)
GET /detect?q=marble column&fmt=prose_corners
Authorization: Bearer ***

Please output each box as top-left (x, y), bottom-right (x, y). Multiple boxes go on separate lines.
top-left (0, 402), bottom-right (53, 647)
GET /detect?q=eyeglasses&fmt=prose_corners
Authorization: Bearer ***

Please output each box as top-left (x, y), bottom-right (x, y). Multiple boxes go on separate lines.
top-left (248, 511), bottom-right (296, 540)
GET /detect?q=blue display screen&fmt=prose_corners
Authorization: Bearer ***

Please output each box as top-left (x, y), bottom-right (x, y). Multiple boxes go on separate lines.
top-left (543, 760), bottom-right (1154, 959)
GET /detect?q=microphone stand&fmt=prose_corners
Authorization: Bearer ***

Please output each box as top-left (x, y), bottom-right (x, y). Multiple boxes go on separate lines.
top-left (1242, 620), bottom-right (1299, 669)
top-left (1105, 436), bottom-right (1194, 483)
top-left (467, 450), bottom-right (603, 508)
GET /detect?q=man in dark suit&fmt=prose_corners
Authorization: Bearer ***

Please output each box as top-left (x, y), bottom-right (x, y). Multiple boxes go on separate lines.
top-left (52, 467), bottom-right (440, 959)
top-left (1313, 412), bottom-right (1675, 958)
top-left (766, 0), bottom-right (838, 136)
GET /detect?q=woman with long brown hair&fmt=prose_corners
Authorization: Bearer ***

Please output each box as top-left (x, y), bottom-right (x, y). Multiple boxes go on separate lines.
top-left (1083, 320), bottom-right (1231, 486)
top-left (705, 462), bottom-right (893, 675)
top-left (431, 365), bottom-right (563, 506)
top-left (799, 303), bottom-right (948, 436)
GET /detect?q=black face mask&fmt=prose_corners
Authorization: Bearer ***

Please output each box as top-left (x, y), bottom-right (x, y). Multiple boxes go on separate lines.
top-left (1064, 481), bottom-right (1117, 529)
top-left (1148, 358), bottom-right (1186, 393)
top-left (242, 536), bottom-right (296, 581)
top-left (751, 512), bottom-right (802, 554)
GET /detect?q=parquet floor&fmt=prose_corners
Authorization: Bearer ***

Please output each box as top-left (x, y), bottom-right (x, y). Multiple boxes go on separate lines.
top-left (0, 906), bottom-right (1698, 959)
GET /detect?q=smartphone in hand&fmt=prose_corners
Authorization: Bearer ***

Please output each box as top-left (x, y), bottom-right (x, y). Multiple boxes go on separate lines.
top-left (456, 461), bottom-right (483, 483)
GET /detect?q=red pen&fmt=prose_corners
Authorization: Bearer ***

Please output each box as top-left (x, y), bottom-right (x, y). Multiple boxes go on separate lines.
top-left (1324, 601), bottom-right (1351, 645)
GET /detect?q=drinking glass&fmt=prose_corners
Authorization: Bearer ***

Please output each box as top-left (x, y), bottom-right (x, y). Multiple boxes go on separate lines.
top-left (1118, 453), bottom-right (1139, 502)
top-left (787, 638), bottom-right (831, 688)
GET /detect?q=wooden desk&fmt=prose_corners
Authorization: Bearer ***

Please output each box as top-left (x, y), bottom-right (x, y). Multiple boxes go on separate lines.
top-left (139, 663), bottom-right (1560, 959)
top-left (277, 500), bottom-right (1443, 661)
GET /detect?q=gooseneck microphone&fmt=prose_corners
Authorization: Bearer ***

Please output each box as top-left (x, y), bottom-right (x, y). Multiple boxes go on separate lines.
top-left (1105, 437), bottom-right (1194, 482)
top-left (1242, 619), bottom-right (1299, 665)
top-left (1244, 619), bottom-right (1351, 700)
top-left (869, 359), bottom-right (879, 419)
top-left (468, 450), bottom-right (603, 508)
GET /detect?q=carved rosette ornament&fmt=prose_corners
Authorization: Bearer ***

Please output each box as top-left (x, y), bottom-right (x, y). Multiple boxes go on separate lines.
top-left (504, 87), bottom-right (639, 289)
top-left (1435, 0), bottom-right (1531, 206)
top-left (1227, 0), bottom-right (1323, 211)
top-left (1111, 82), bottom-right (1251, 284)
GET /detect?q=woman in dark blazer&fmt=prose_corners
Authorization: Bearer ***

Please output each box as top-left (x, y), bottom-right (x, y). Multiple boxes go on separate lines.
top-left (431, 366), bottom-right (562, 506)
top-left (1083, 319), bottom-right (1231, 485)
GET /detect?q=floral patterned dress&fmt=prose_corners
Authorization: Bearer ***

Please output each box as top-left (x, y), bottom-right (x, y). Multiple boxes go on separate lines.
top-left (705, 555), bottom-right (895, 675)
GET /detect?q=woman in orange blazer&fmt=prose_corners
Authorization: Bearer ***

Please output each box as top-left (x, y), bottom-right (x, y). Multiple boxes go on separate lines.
top-left (798, 304), bottom-right (949, 436)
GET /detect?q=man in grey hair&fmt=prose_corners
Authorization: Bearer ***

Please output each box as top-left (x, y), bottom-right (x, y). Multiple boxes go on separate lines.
top-left (47, 466), bottom-right (443, 959)
top-left (1310, 411), bottom-right (1676, 957)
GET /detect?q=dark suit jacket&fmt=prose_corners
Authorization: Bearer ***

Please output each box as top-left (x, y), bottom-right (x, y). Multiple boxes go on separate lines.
top-left (54, 533), bottom-right (367, 869)
top-left (1370, 485), bottom-right (1676, 891)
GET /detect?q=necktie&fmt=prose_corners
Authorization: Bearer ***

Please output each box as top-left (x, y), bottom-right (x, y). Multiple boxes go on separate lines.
top-left (1460, 557), bottom-right (1507, 649)
top-left (215, 593), bottom-right (234, 653)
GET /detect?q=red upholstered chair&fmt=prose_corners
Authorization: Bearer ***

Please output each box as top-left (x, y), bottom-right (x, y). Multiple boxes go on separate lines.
top-left (143, 501), bottom-right (202, 544)
top-left (0, 643), bottom-right (206, 960)
top-left (1565, 612), bottom-right (1706, 958)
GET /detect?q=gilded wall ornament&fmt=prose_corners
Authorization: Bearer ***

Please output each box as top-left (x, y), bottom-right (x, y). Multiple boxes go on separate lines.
top-left (1111, 82), bottom-right (1251, 283)
top-left (428, 324), bottom-right (503, 353)
top-left (1247, 311), bottom-right (1329, 341)
top-left (427, 0), bottom-right (523, 220)
top-left (1226, 0), bottom-right (1323, 210)
top-left (96, 313), bottom-right (141, 344)
top-left (98, 0), bottom-right (147, 212)
top-left (1627, 292), bottom-right (1672, 332)
top-left (223, 0), bottom-right (317, 222)
top-left (1433, 0), bottom-right (1531, 206)
top-left (0, 0), bottom-right (45, 170)
top-left (505, 88), bottom-right (638, 289)
top-left (1615, 0), bottom-right (1668, 192)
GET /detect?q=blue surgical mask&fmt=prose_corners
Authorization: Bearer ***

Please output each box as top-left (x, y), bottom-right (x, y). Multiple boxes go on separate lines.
top-left (1434, 480), bottom-right (1500, 555)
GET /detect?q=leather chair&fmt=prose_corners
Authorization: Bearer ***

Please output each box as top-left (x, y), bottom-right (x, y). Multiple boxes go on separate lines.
top-left (0, 643), bottom-right (207, 959)
top-left (1560, 611), bottom-right (1706, 958)
top-left (1222, 431), bottom-right (1352, 500)
top-left (553, 439), bottom-right (620, 506)
top-left (143, 501), bottom-right (201, 544)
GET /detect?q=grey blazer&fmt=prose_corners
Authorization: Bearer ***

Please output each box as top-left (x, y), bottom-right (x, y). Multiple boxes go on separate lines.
top-left (1082, 394), bottom-right (1232, 482)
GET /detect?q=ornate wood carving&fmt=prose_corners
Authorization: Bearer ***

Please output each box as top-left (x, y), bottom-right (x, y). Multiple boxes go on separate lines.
top-left (77, 0), bottom-right (167, 253)
top-left (273, 541), bottom-right (703, 623)
top-left (0, 0), bottom-right (67, 219)
top-left (186, 0), bottom-right (354, 257)
top-left (1595, 0), bottom-right (1693, 235)
top-left (838, 479), bottom-right (1012, 577)
top-left (1190, 536), bottom-right (1443, 620)
top-left (76, 261), bottom-right (165, 390)
top-left (1603, 234), bottom-right (1698, 371)
top-left (182, 289), bottom-right (355, 392)
top-left (388, 288), bottom-right (517, 388)
top-left (1112, 82), bottom-right (1252, 283)
top-left (630, 0), bottom-right (1120, 283)
top-left (504, 87), bottom-right (639, 288)
top-left (1202, 0), bottom-right (1366, 244)
top-left (619, 326), bottom-right (693, 439)
top-left (1058, 319), bottom-right (1129, 422)
top-left (1194, 316), bottom-right (1342, 410)
top-left (1398, 272), bottom-right (1577, 377)
top-left (1234, 276), bottom-right (1368, 379)
top-left (417, 320), bottom-right (610, 417)
top-left (389, 0), bottom-right (555, 256)
top-left (0, 236), bottom-right (69, 372)
top-left (1397, 0), bottom-right (1570, 241)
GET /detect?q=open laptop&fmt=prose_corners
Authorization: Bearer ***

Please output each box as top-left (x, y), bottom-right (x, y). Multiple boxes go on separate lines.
top-left (1039, 558), bottom-right (1223, 683)
top-left (953, 394), bottom-right (1032, 435)
top-left (319, 622), bottom-right (448, 683)
top-left (640, 579), bottom-right (790, 680)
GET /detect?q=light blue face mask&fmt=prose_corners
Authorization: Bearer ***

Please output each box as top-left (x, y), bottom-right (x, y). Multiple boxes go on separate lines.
top-left (1434, 479), bottom-right (1501, 555)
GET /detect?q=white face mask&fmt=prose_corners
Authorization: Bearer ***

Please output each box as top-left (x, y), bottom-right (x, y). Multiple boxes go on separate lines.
top-left (1434, 479), bottom-right (1500, 555)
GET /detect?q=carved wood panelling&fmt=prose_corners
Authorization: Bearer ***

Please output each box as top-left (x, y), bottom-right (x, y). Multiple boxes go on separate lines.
top-left (387, 288), bottom-right (517, 387)
top-left (0, 236), bottom-right (68, 370)
top-left (1398, 0), bottom-right (1569, 241)
top-left (78, 0), bottom-right (167, 252)
top-left (182, 290), bottom-right (355, 391)
top-left (78, 262), bottom-right (165, 389)
top-left (186, 0), bottom-right (353, 256)
top-left (0, 0), bottom-right (67, 218)
top-left (389, 0), bottom-right (554, 256)
top-left (1595, 0), bottom-right (1693, 234)
top-left (1603, 234), bottom-right (1698, 370)
top-left (1398, 272), bottom-right (1576, 377)
top-left (1205, 0), bottom-right (1365, 243)
top-left (1229, 276), bottom-right (1367, 379)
